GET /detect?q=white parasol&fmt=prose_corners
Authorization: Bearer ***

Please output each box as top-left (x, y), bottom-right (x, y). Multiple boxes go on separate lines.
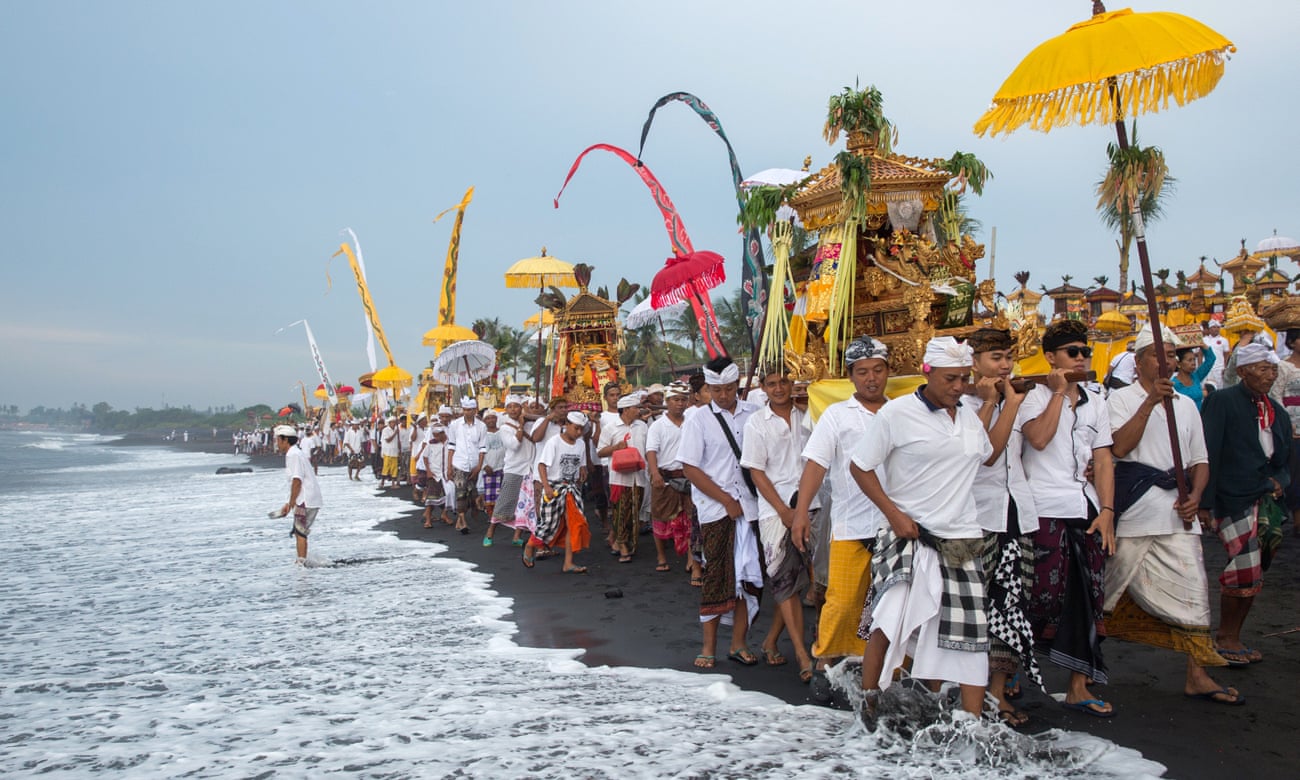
top-left (1254, 230), bottom-right (1300, 262)
top-left (431, 339), bottom-right (497, 389)
top-left (624, 296), bottom-right (688, 330)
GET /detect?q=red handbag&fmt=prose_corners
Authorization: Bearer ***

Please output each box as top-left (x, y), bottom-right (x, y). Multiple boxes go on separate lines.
top-left (610, 435), bottom-right (644, 473)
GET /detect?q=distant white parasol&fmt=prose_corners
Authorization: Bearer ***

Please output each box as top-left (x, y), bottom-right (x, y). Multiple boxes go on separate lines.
top-left (740, 168), bottom-right (811, 228)
top-left (1254, 229), bottom-right (1300, 261)
top-left (625, 296), bottom-right (688, 330)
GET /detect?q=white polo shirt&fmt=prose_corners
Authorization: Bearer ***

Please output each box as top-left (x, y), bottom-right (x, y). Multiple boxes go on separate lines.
top-left (741, 403), bottom-right (819, 521)
top-left (677, 398), bottom-right (759, 525)
top-left (851, 389), bottom-right (991, 539)
top-left (286, 443), bottom-right (322, 508)
top-left (1018, 384), bottom-right (1113, 518)
top-left (379, 425), bottom-right (401, 457)
top-left (965, 394), bottom-right (1037, 533)
top-left (598, 417), bottom-right (648, 488)
top-left (646, 414), bottom-right (685, 470)
top-left (801, 396), bottom-right (885, 541)
top-left (446, 416), bottom-right (488, 471)
top-left (1107, 384), bottom-right (1208, 537)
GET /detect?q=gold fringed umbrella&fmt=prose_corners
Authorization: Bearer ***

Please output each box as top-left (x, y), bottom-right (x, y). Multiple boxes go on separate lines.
top-left (974, 1), bottom-right (1235, 517)
top-left (370, 365), bottom-right (413, 390)
top-left (422, 323), bottom-right (479, 349)
top-left (504, 247), bottom-right (579, 397)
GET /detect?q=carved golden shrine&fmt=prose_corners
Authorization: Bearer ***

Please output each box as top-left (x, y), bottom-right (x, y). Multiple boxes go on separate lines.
top-left (785, 130), bottom-right (998, 376)
top-left (550, 286), bottom-right (624, 411)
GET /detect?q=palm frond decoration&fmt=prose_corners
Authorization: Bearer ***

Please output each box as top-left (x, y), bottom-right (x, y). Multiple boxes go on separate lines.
top-left (823, 81), bottom-right (891, 151)
top-left (836, 151), bottom-right (871, 221)
top-left (1095, 123), bottom-right (1176, 290)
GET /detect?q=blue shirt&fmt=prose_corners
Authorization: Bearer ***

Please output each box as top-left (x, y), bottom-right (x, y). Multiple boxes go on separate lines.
top-left (1172, 346), bottom-right (1216, 409)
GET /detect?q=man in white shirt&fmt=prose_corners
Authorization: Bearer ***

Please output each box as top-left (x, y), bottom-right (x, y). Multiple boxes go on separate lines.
top-left (378, 416), bottom-right (401, 489)
top-left (410, 413), bottom-right (429, 502)
top-left (679, 357), bottom-right (763, 669)
top-left (490, 396), bottom-right (533, 546)
top-left (343, 420), bottom-right (365, 481)
top-left (1203, 320), bottom-right (1229, 391)
top-left (1107, 324), bottom-right (1243, 705)
top-left (478, 409), bottom-right (509, 546)
top-left (741, 365), bottom-right (818, 681)
top-left (446, 397), bottom-right (488, 535)
top-left (850, 337), bottom-right (993, 721)
top-left (421, 424), bottom-right (451, 528)
top-left (791, 335), bottom-right (890, 694)
top-left (1105, 344), bottom-right (1137, 391)
top-left (1020, 317), bottom-right (1117, 718)
top-left (597, 393), bottom-right (649, 562)
top-left (646, 382), bottom-right (696, 580)
top-left (273, 424), bottom-right (323, 563)
top-left (526, 411), bottom-right (593, 574)
top-left (966, 328), bottom-right (1038, 727)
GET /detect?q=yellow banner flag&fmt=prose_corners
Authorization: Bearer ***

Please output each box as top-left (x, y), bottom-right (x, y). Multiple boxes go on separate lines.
top-left (332, 243), bottom-right (396, 367)
top-left (432, 186), bottom-right (475, 349)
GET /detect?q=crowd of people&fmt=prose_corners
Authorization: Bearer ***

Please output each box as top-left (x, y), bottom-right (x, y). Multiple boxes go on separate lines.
top-left (268, 316), bottom-right (1293, 729)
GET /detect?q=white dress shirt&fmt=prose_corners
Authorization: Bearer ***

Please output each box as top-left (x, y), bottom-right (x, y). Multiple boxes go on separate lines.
top-left (801, 396), bottom-right (884, 541)
top-left (677, 398), bottom-right (759, 525)
top-left (965, 394), bottom-right (1037, 533)
top-left (446, 417), bottom-right (488, 471)
top-left (285, 444), bottom-right (323, 508)
top-left (1108, 384), bottom-right (1208, 537)
top-left (646, 414), bottom-right (685, 470)
top-left (499, 417), bottom-right (535, 476)
top-left (1019, 383), bottom-right (1113, 518)
top-left (598, 417), bottom-right (648, 488)
top-left (852, 389), bottom-right (991, 539)
top-left (741, 403), bottom-right (818, 520)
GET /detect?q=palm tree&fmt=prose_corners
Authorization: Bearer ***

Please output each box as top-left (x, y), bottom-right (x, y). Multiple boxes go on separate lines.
top-left (713, 288), bottom-right (753, 362)
top-left (1096, 123), bottom-right (1176, 292)
top-left (665, 306), bottom-right (702, 360)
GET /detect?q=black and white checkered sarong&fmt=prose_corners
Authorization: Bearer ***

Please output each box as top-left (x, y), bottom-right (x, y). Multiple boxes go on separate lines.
top-left (866, 528), bottom-right (988, 652)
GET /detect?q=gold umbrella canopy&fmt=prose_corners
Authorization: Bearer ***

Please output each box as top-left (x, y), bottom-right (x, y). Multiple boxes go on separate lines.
top-left (503, 248), bottom-right (579, 289)
top-left (1093, 310), bottom-right (1132, 335)
top-left (422, 323), bottom-right (479, 347)
top-left (370, 364), bottom-right (413, 390)
top-left (974, 7), bottom-right (1235, 137)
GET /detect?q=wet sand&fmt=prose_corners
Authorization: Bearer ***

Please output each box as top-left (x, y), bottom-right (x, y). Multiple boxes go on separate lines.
top-left (126, 433), bottom-right (1300, 778)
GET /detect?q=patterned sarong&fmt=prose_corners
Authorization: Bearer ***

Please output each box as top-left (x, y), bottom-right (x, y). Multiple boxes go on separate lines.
top-left (481, 470), bottom-right (503, 505)
top-left (983, 530), bottom-right (1044, 690)
top-left (699, 517), bottom-right (737, 618)
top-left (609, 484), bottom-right (643, 555)
top-left (452, 468), bottom-right (476, 506)
top-left (492, 473), bottom-right (525, 527)
top-left (1030, 516), bottom-right (1108, 684)
top-left (867, 529), bottom-right (988, 652)
top-left (532, 482), bottom-right (590, 552)
top-left (1213, 503), bottom-right (1263, 597)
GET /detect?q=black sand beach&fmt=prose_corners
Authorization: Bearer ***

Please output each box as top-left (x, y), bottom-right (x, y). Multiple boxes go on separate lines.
top-left (132, 432), bottom-right (1300, 778)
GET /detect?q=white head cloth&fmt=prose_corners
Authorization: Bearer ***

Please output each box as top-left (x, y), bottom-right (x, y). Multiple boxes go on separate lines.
top-left (460, 397), bottom-right (477, 409)
top-left (617, 393), bottom-right (643, 410)
top-left (923, 336), bottom-right (974, 369)
top-left (504, 394), bottom-right (526, 406)
top-left (703, 362), bottom-right (740, 385)
top-left (664, 381), bottom-right (690, 398)
top-left (1134, 323), bottom-right (1180, 353)
top-left (1236, 343), bottom-right (1279, 367)
top-left (273, 424), bottom-right (296, 438)
top-left (565, 411), bottom-right (588, 426)
top-left (437, 405), bottom-right (454, 416)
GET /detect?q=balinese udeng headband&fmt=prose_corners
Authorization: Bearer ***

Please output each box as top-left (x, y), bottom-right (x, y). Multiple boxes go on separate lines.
top-left (664, 381), bottom-right (690, 398)
top-left (1042, 319), bottom-right (1089, 353)
top-left (1133, 323), bottom-right (1180, 353)
top-left (437, 405), bottom-right (454, 415)
top-left (1236, 343), bottom-right (1280, 368)
top-left (923, 336), bottom-right (974, 369)
top-left (966, 328), bottom-right (1012, 354)
top-left (616, 393), bottom-right (643, 409)
top-left (565, 411), bottom-right (589, 426)
top-left (844, 336), bottom-right (888, 366)
top-left (460, 397), bottom-right (477, 409)
top-left (504, 394), bottom-right (526, 406)
top-left (703, 362), bottom-right (740, 385)
top-left (273, 424), bottom-right (296, 438)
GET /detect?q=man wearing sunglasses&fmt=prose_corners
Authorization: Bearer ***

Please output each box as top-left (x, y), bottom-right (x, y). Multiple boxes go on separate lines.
top-left (1020, 318), bottom-right (1117, 719)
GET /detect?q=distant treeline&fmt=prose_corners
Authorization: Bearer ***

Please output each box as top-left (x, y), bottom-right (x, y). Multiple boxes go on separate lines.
top-left (0, 402), bottom-right (282, 432)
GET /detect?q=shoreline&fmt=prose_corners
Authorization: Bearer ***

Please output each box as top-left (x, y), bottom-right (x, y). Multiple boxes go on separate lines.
top-left (111, 433), bottom-right (1300, 778)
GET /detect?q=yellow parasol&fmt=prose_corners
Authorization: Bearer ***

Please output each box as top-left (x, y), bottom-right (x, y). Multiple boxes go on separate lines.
top-left (505, 247), bottom-right (579, 396)
top-left (523, 310), bottom-right (555, 329)
top-left (370, 365), bottom-right (413, 390)
top-left (1093, 310), bottom-right (1132, 336)
top-left (422, 322), bottom-right (479, 350)
top-left (974, 1), bottom-right (1235, 511)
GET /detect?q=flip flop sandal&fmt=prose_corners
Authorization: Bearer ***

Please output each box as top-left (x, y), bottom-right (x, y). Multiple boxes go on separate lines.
top-left (1005, 672), bottom-right (1024, 700)
top-left (618, 555), bottom-right (634, 563)
top-left (511, 539), bottom-right (525, 547)
top-left (761, 647), bottom-right (787, 666)
top-left (482, 537), bottom-right (493, 547)
top-left (1185, 687), bottom-right (1247, 706)
top-left (562, 566), bottom-right (588, 575)
top-left (727, 648), bottom-right (759, 666)
top-left (996, 708), bottom-right (1030, 729)
top-left (689, 577), bottom-right (703, 587)
top-left (694, 655), bottom-right (715, 668)
top-left (799, 666), bottom-right (814, 684)
top-left (1215, 647), bottom-right (1255, 667)
top-left (1062, 699), bottom-right (1116, 718)
top-left (655, 563), bottom-right (671, 572)
top-left (521, 554), bottom-right (536, 569)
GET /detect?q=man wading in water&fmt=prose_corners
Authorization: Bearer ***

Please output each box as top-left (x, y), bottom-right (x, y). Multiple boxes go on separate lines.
top-left (273, 423), bottom-right (323, 564)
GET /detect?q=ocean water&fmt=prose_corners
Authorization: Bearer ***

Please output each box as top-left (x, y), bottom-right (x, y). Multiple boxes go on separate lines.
top-left (0, 430), bottom-right (1166, 778)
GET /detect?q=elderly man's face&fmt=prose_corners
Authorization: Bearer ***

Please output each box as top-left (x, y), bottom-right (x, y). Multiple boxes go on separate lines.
top-left (1239, 361), bottom-right (1279, 397)
top-left (1136, 344), bottom-right (1177, 383)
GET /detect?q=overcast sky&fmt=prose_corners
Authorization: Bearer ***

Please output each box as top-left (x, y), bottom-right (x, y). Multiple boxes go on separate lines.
top-left (3, 0), bottom-right (1294, 413)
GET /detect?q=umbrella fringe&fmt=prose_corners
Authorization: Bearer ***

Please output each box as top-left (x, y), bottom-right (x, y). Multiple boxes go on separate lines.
top-left (974, 50), bottom-right (1227, 137)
